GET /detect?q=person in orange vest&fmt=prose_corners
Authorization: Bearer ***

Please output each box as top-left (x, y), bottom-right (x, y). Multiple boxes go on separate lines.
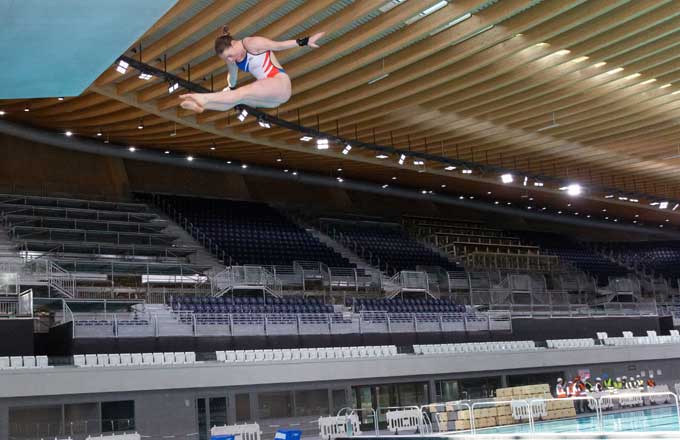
top-left (571, 377), bottom-right (586, 414)
top-left (555, 378), bottom-right (567, 398)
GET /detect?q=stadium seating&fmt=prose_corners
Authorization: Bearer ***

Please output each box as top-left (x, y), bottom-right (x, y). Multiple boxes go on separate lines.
top-left (215, 345), bottom-right (398, 363)
top-left (153, 195), bottom-right (352, 267)
top-left (603, 241), bottom-right (680, 286)
top-left (169, 295), bottom-right (334, 314)
top-left (0, 355), bottom-right (50, 369)
top-left (73, 352), bottom-right (197, 367)
top-left (414, 341), bottom-right (536, 354)
top-left (546, 339), bottom-right (595, 349)
top-left (325, 221), bottom-right (459, 273)
top-left (514, 231), bottom-right (629, 285)
top-left (350, 297), bottom-right (466, 313)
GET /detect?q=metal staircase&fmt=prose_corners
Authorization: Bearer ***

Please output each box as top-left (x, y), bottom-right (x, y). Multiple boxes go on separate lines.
top-left (305, 228), bottom-right (377, 273)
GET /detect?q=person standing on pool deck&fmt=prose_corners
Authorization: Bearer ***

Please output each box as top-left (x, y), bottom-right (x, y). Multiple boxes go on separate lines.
top-left (180, 26), bottom-right (325, 113)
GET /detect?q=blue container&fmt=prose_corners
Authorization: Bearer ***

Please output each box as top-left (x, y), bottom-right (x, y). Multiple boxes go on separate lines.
top-left (274, 429), bottom-right (302, 440)
top-left (211, 435), bottom-right (235, 440)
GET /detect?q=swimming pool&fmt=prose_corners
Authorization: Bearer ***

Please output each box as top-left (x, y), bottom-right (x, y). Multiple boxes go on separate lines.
top-left (479, 407), bottom-right (680, 434)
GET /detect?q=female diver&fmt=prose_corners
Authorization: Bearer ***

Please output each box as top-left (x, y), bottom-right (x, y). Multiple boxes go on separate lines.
top-left (179, 26), bottom-right (324, 113)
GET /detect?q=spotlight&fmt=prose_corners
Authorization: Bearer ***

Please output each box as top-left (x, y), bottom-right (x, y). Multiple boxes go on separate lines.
top-left (128, 146), bottom-right (136, 152)
top-left (137, 120), bottom-right (144, 130)
top-left (441, 184), bottom-right (447, 188)
top-left (65, 131), bottom-right (73, 137)
top-left (24, 106), bottom-right (30, 112)
top-left (445, 165), bottom-right (456, 171)
top-left (168, 82), bottom-right (179, 94)
top-left (462, 169), bottom-right (472, 174)
top-left (187, 156), bottom-right (194, 162)
top-left (57, 97), bottom-right (64, 101)
top-left (629, 199), bottom-right (639, 203)
top-left (237, 109), bottom-right (248, 122)
top-left (421, 190), bottom-right (428, 195)
top-left (500, 174), bottom-right (514, 184)
top-left (300, 136), bottom-right (313, 142)
top-left (618, 196), bottom-right (628, 201)
top-left (292, 171), bottom-right (298, 176)
top-left (673, 204), bottom-right (679, 211)
top-left (241, 164), bottom-right (248, 169)
top-left (284, 169), bottom-right (289, 173)
top-left (659, 201), bottom-right (669, 210)
top-left (116, 59), bottom-right (129, 74)
top-left (533, 181), bottom-right (544, 187)
top-left (276, 157), bottom-right (283, 163)
top-left (258, 118), bottom-right (271, 128)
top-left (316, 138), bottom-right (329, 150)
top-left (398, 154), bottom-right (406, 165)
top-left (559, 183), bottom-right (582, 196)
top-left (96, 129), bottom-right (102, 137)
top-left (342, 145), bottom-right (352, 155)
top-left (337, 177), bottom-right (344, 183)
top-left (210, 146), bottom-right (216, 151)
top-left (391, 176), bottom-right (397, 180)
top-left (376, 154), bottom-right (389, 159)
top-left (164, 150), bottom-right (170, 154)
top-left (337, 168), bottom-right (343, 172)
top-left (604, 195), bottom-right (614, 199)
top-left (0, 111), bottom-right (5, 116)
top-left (382, 184), bottom-right (389, 189)
top-left (523, 176), bottom-right (529, 186)
top-left (413, 159), bottom-right (425, 166)
top-left (138, 72), bottom-right (153, 80)
top-left (226, 161), bottom-right (232, 164)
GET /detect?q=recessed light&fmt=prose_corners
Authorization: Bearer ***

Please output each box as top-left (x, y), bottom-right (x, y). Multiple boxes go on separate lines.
top-left (128, 146), bottom-right (136, 152)
top-left (164, 150), bottom-right (170, 154)
top-left (187, 156), bottom-right (194, 161)
top-left (65, 131), bottom-right (73, 137)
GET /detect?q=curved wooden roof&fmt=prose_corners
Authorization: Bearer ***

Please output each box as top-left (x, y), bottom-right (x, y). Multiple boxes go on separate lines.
top-left (2, 0), bottom-right (680, 226)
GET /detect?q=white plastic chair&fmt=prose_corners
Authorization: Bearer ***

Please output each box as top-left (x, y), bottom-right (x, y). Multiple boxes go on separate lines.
top-left (97, 354), bottom-right (109, 367)
top-left (164, 352), bottom-right (175, 364)
top-left (131, 353), bottom-right (143, 365)
top-left (152, 353), bottom-right (165, 364)
top-left (85, 354), bottom-right (98, 367)
top-left (216, 351), bottom-right (226, 362)
top-left (142, 353), bottom-right (154, 365)
top-left (119, 353), bottom-right (132, 366)
top-left (22, 356), bottom-right (36, 368)
top-left (236, 351), bottom-right (246, 362)
top-left (185, 352), bottom-right (196, 363)
top-left (36, 355), bottom-right (49, 368)
top-left (73, 355), bottom-right (85, 367)
top-left (175, 352), bottom-right (187, 364)
top-left (108, 354), bottom-right (121, 366)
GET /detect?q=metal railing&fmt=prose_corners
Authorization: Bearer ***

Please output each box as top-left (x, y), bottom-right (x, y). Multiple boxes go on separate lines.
top-left (488, 303), bottom-right (659, 318)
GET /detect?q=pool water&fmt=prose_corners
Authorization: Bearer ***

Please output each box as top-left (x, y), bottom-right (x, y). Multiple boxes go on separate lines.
top-left (479, 407), bottom-right (679, 434)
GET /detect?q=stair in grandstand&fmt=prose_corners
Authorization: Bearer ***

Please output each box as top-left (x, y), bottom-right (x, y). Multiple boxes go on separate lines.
top-left (304, 227), bottom-right (377, 274)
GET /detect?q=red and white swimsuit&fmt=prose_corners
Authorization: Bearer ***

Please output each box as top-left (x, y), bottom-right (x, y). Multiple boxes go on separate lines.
top-left (235, 48), bottom-right (286, 79)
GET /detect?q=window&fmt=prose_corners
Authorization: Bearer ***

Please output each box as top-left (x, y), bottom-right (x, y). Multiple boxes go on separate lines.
top-left (295, 390), bottom-right (329, 416)
top-left (100, 400), bottom-right (134, 432)
top-left (235, 394), bottom-right (251, 422)
top-left (258, 391), bottom-right (292, 419)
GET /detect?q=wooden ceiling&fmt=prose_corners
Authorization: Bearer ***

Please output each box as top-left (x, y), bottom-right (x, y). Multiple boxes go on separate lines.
top-left (2, 0), bottom-right (680, 221)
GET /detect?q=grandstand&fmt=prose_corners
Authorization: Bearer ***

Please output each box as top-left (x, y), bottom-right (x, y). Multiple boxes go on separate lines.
top-left (3, 1), bottom-right (680, 439)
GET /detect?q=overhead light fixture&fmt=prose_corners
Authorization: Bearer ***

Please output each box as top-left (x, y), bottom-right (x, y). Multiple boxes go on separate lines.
top-left (237, 109), bottom-right (248, 122)
top-left (673, 204), bottom-right (679, 211)
top-left (572, 56), bottom-right (589, 63)
top-left (535, 42), bottom-right (549, 48)
top-left (226, 161), bottom-right (232, 164)
top-left (368, 73), bottom-right (390, 85)
top-left (170, 122), bottom-right (177, 137)
top-left (128, 146), bottom-right (136, 152)
top-left (650, 202), bottom-right (659, 206)
top-left (376, 154), bottom-right (389, 159)
top-left (429, 12), bottom-right (471, 36)
top-left (500, 173), bottom-right (514, 184)
top-left (241, 164), bottom-right (248, 169)
top-left (57, 97), bottom-right (64, 101)
top-left (555, 49), bottom-right (571, 55)
top-left (533, 181), bottom-right (544, 187)
top-left (537, 112), bottom-right (560, 131)
top-left (96, 129), bottom-right (102, 137)
top-left (284, 169), bottom-right (289, 173)
top-left (316, 138), bottom-right (329, 150)
top-left (258, 118), bottom-right (271, 128)
top-left (523, 176), bottom-right (528, 186)
top-left (398, 154), bottom-right (406, 165)
top-left (24, 106), bottom-right (30, 112)
top-left (276, 156), bottom-right (283, 163)
top-left (560, 183), bottom-right (582, 196)
top-left (672, 91), bottom-right (680, 95)
top-left (116, 59), bottom-right (129, 74)
top-left (640, 78), bottom-right (657, 85)
top-left (391, 176), bottom-right (397, 180)
top-left (617, 196), bottom-right (628, 201)
top-left (413, 159), bottom-right (425, 166)
top-left (65, 131), bottom-right (73, 137)
top-left (445, 165), bottom-right (456, 171)
top-left (210, 146), bottom-right (216, 151)
top-left (421, 190), bottom-right (428, 195)
top-left (659, 201), bottom-right (669, 210)
top-left (138, 72), bottom-right (153, 81)
top-left (606, 67), bottom-right (624, 75)
top-left (660, 83), bottom-right (672, 89)
top-left (593, 61), bottom-right (607, 67)
top-left (164, 150), bottom-right (170, 154)
top-left (462, 169), bottom-right (472, 174)
top-left (382, 184), bottom-right (389, 189)
top-left (187, 156), bottom-right (194, 162)
top-left (629, 199), bottom-right (638, 203)
top-left (292, 171), bottom-right (298, 176)
top-left (300, 135), bottom-right (313, 142)
top-left (342, 144), bottom-right (352, 155)
top-left (0, 110), bottom-right (5, 116)
top-left (624, 73), bottom-right (641, 80)
top-left (137, 120), bottom-right (144, 130)
top-left (168, 82), bottom-right (179, 94)
top-left (336, 177), bottom-right (344, 183)
top-left (441, 184), bottom-right (447, 188)
top-left (604, 194), bottom-right (614, 199)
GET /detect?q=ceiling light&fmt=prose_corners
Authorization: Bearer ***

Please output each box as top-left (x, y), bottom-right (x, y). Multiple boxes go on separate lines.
top-left (672, 91), bottom-right (680, 95)
top-left (337, 177), bottom-right (344, 183)
top-left (604, 194), bottom-right (614, 199)
top-left (430, 12), bottom-right (471, 36)
top-left (258, 118), bottom-right (271, 128)
top-left (533, 181), bottom-right (544, 187)
top-left (164, 150), bottom-right (170, 154)
top-left (523, 176), bottom-right (528, 186)
top-left (128, 146), bottom-right (136, 152)
top-left (284, 169), bottom-right (289, 173)
top-left (559, 184), bottom-right (582, 196)
top-left (535, 42), bottom-right (549, 47)
top-left (237, 109), bottom-right (248, 122)
top-left (660, 83), bottom-right (672, 89)
top-left (558, 211), bottom-right (562, 214)
top-left (96, 129), bottom-right (102, 137)
top-left (422, 190), bottom-right (428, 195)
top-left (462, 169), bottom-right (472, 174)
top-left (673, 204), bottom-right (679, 211)
top-left (602, 209), bottom-right (607, 212)
top-left (391, 176), bottom-right (397, 180)
top-left (572, 56), bottom-right (589, 63)
top-left (500, 173), bottom-right (514, 184)
top-left (650, 202), bottom-right (659, 206)
top-left (494, 201), bottom-right (499, 205)
top-left (65, 131), bottom-right (72, 137)
top-left (618, 196), bottom-right (628, 201)
top-left (0, 110), bottom-right (5, 116)
top-left (624, 73), bottom-right (641, 80)
top-left (24, 106), bottom-right (30, 112)
top-left (441, 184), bottom-right (447, 188)
top-left (116, 59), bottom-right (129, 74)
top-left (367, 73), bottom-right (389, 85)
top-left (413, 159), bottom-right (425, 166)
top-left (606, 67), bottom-right (624, 75)
top-left (168, 82), bottom-right (179, 94)
top-left (666, 219), bottom-right (670, 223)
top-left (137, 120), bottom-right (144, 130)
top-left (226, 161), bottom-right (232, 164)
top-left (187, 156), bottom-right (194, 162)
top-left (445, 165), bottom-right (456, 171)
top-left (210, 146), bottom-right (216, 151)
top-left (629, 199), bottom-right (638, 203)
top-left (276, 157), bottom-right (283, 163)
top-left (527, 206), bottom-right (532, 210)
top-left (659, 201), bottom-right (669, 210)
top-left (337, 168), bottom-right (343, 172)
top-left (292, 171), bottom-right (298, 176)
top-left (382, 184), bottom-right (389, 189)
top-left (376, 154), bottom-right (389, 159)
top-left (138, 72), bottom-right (153, 80)
top-left (398, 154), bottom-right (406, 165)
top-left (459, 196), bottom-right (464, 200)
top-left (342, 144), bottom-right (352, 155)
top-left (300, 136), bottom-right (313, 142)
top-left (594, 61), bottom-right (607, 67)
top-left (640, 78), bottom-right (657, 85)
top-left (316, 138), bottom-right (329, 150)
top-left (57, 97), bottom-right (64, 101)
top-left (241, 164), bottom-right (248, 169)
top-left (555, 49), bottom-right (571, 55)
